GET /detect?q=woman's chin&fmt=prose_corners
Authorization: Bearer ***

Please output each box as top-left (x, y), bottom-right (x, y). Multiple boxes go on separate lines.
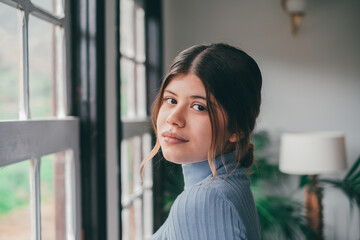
top-left (162, 150), bottom-right (208, 165)
top-left (162, 151), bottom-right (184, 165)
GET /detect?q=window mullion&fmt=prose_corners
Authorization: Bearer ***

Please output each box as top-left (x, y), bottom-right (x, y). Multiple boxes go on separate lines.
top-left (31, 4), bottom-right (64, 26)
top-left (29, 158), bottom-right (42, 240)
top-left (55, 0), bottom-right (66, 117)
top-left (55, 25), bottom-right (67, 117)
top-left (65, 150), bottom-right (77, 240)
top-left (18, 6), bottom-right (30, 120)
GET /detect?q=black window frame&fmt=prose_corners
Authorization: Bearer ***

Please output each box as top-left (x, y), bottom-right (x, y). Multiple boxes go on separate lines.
top-left (71, 0), bottom-right (163, 239)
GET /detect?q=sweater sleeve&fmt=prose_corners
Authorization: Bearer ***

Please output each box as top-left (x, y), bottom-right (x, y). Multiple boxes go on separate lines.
top-left (166, 186), bottom-right (249, 240)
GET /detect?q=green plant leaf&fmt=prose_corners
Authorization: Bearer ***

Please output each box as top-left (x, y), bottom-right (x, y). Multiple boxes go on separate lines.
top-left (299, 175), bottom-right (310, 188)
top-left (249, 158), bottom-right (286, 185)
top-left (344, 155), bottom-right (360, 180)
top-left (255, 195), bottom-right (319, 240)
top-left (252, 130), bottom-right (270, 153)
top-left (319, 156), bottom-right (360, 211)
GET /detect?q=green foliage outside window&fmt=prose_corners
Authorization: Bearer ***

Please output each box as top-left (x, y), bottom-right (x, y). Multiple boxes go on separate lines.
top-left (0, 156), bottom-right (54, 215)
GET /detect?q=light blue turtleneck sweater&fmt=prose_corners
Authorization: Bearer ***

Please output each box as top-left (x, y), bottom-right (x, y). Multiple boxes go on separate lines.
top-left (149, 152), bottom-right (261, 240)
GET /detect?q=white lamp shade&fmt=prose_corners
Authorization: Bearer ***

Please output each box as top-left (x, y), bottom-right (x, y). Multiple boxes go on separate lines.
top-left (279, 132), bottom-right (347, 175)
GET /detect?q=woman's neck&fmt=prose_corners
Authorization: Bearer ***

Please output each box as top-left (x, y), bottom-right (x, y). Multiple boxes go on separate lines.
top-left (181, 151), bottom-right (237, 189)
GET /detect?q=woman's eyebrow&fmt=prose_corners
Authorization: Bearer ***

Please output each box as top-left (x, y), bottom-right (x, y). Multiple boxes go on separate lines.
top-left (164, 90), bottom-right (206, 100)
top-left (164, 89), bottom-right (213, 104)
top-left (190, 95), bottom-right (206, 100)
top-left (164, 89), bottom-right (177, 96)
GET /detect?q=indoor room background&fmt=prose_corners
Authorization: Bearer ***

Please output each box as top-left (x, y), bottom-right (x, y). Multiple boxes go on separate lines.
top-left (162, 0), bottom-right (360, 239)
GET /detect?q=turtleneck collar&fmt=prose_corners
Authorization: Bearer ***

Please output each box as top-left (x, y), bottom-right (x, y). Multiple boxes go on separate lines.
top-left (182, 151), bottom-right (237, 189)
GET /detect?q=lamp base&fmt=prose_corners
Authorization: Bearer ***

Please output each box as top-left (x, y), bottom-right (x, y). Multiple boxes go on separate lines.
top-left (305, 175), bottom-right (324, 240)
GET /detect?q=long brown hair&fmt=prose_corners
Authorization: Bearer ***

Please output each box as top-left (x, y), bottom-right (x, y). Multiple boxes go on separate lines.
top-left (140, 43), bottom-right (262, 177)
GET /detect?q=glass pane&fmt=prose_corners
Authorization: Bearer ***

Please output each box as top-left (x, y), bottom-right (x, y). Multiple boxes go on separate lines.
top-left (121, 206), bottom-right (134, 240)
top-left (142, 133), bottom-right (152, 185)
top-left (136, 64), bottom-right (146, 117)
top-left (29, 16), bottom-right (55, 118)
top-left (0, 4), bottom-right (19, 120)
top-left (120, 57), bottom-right (135, 118)
top-left (121, 139), bottom-right (133, 202)
top-left (0, 161), bottom-right (31, 239)
top-left (132, 136), bottom-right (142, 192)
top-left (41, 153), bottom-right (67, 240)
top-left (133, 198), bottom-right (143, 240)
top-left (120, 137), bottom-right (137, 240)
top-left (135, 6), bottom-right (145, 63)
top-left (121, 201), bottom-right (142, 240)
top-left (121, 136), bottom-right (146, 240)
top-left (120, 0), bottom-right (135, 58)
top-left (142, 133), bottom-right (153, 237)
top-left (143, 189), bottom-right (153, 238)
top-left (121, 137), bottom-right (143, 200)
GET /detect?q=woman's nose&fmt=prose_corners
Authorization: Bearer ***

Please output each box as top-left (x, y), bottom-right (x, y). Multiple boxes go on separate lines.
top-left (166, 105), bottom-right (186, 128)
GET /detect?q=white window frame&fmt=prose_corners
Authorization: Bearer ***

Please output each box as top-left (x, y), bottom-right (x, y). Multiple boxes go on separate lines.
top-left (0, 0), bottom-right (81, 239)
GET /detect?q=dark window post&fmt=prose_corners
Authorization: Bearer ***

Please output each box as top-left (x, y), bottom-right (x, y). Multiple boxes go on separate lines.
top-left (71, 0), bottom-right (107, 239)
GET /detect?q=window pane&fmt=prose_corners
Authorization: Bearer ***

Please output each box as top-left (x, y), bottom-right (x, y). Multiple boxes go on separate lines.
top-left (41, 153), bottom-right (67, 240)
top-left (133, 198), bottom-right (143, 240)
top-left (29, 16), bottom-right (54, 118)
top-left (0, 4), bottom-right (19, 120)
top-left (135, 6), bottom-right (145, 63)
top-left (142, 133), bottom-right (153, 237)
top-left (0, 160), bottom-right (31, 239)
top-left (120, 0), bottom-right (135, 58)
top-left (142, 134), bottom-right (152, 185)
top-left (121, 139), bottom-right (133, 202)
top-left (136, 64), bottom-right (146, 117)
top-left (132, 136), bottom-right (142, 198)
top-left (143, 190), bottom-right (153, 237)
top-left (122, 200), bottom-right (143, 240)
top-left (121, 205), bottom-right (134, 240)
top-left (120, 57), bottom-right (135, 118)
top-left (121, 135), bottom-right (150, 239)
top-left (121, 136), bottom-right (143, 200)
top-left (121, 138), bottom-right (135, 240)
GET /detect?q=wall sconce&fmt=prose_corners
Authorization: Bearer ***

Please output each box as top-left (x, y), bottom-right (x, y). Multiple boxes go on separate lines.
top-left (281, 0), bottom-right (307, 35)
top-left (279, 132), bottom-right (347, 239)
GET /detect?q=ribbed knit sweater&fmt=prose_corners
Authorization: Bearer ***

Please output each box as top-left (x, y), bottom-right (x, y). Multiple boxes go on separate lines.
top-left (149, 152), bottom-right (261, 240)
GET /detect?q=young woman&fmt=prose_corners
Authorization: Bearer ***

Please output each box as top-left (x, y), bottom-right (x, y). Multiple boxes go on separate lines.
top-left (141, 43), bottom-right (262, 240)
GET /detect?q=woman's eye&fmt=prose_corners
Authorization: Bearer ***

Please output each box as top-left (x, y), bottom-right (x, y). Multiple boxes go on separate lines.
top-left (165, 97), bottom-right (177, 104)
top-left (193, 104), bottom-right (206, 112)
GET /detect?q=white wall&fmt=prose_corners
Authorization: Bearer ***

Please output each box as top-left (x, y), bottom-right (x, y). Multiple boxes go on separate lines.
top-left (163, 0), bottom-right (360, 238)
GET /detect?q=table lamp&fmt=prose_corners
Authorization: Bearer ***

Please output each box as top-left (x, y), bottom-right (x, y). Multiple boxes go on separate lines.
top-left (279, 132), bottom-right (347, 239)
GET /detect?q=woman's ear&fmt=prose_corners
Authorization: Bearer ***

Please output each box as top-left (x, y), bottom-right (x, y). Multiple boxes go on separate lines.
top-left (228, 132), bottom-right (244, 143)
top-left (229, 133), bottom-right (240, 143)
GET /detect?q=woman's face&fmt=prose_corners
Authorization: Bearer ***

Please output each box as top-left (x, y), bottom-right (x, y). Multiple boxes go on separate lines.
top-left (156, 73), bottom-right (226, 165)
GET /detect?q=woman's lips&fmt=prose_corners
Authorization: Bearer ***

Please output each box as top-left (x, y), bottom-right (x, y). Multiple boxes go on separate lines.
top-left (161, 131), bottom-right (189, 144)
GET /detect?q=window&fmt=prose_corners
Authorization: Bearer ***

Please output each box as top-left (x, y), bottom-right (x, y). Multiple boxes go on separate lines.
top-left (119, 0), bottom-right (154, 239)
top-left (0, 1), bottom-right (81, 240)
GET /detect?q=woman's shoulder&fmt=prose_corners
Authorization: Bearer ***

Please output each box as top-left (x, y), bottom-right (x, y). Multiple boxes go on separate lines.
top-left (169, 184), bottom-right (247, 239)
